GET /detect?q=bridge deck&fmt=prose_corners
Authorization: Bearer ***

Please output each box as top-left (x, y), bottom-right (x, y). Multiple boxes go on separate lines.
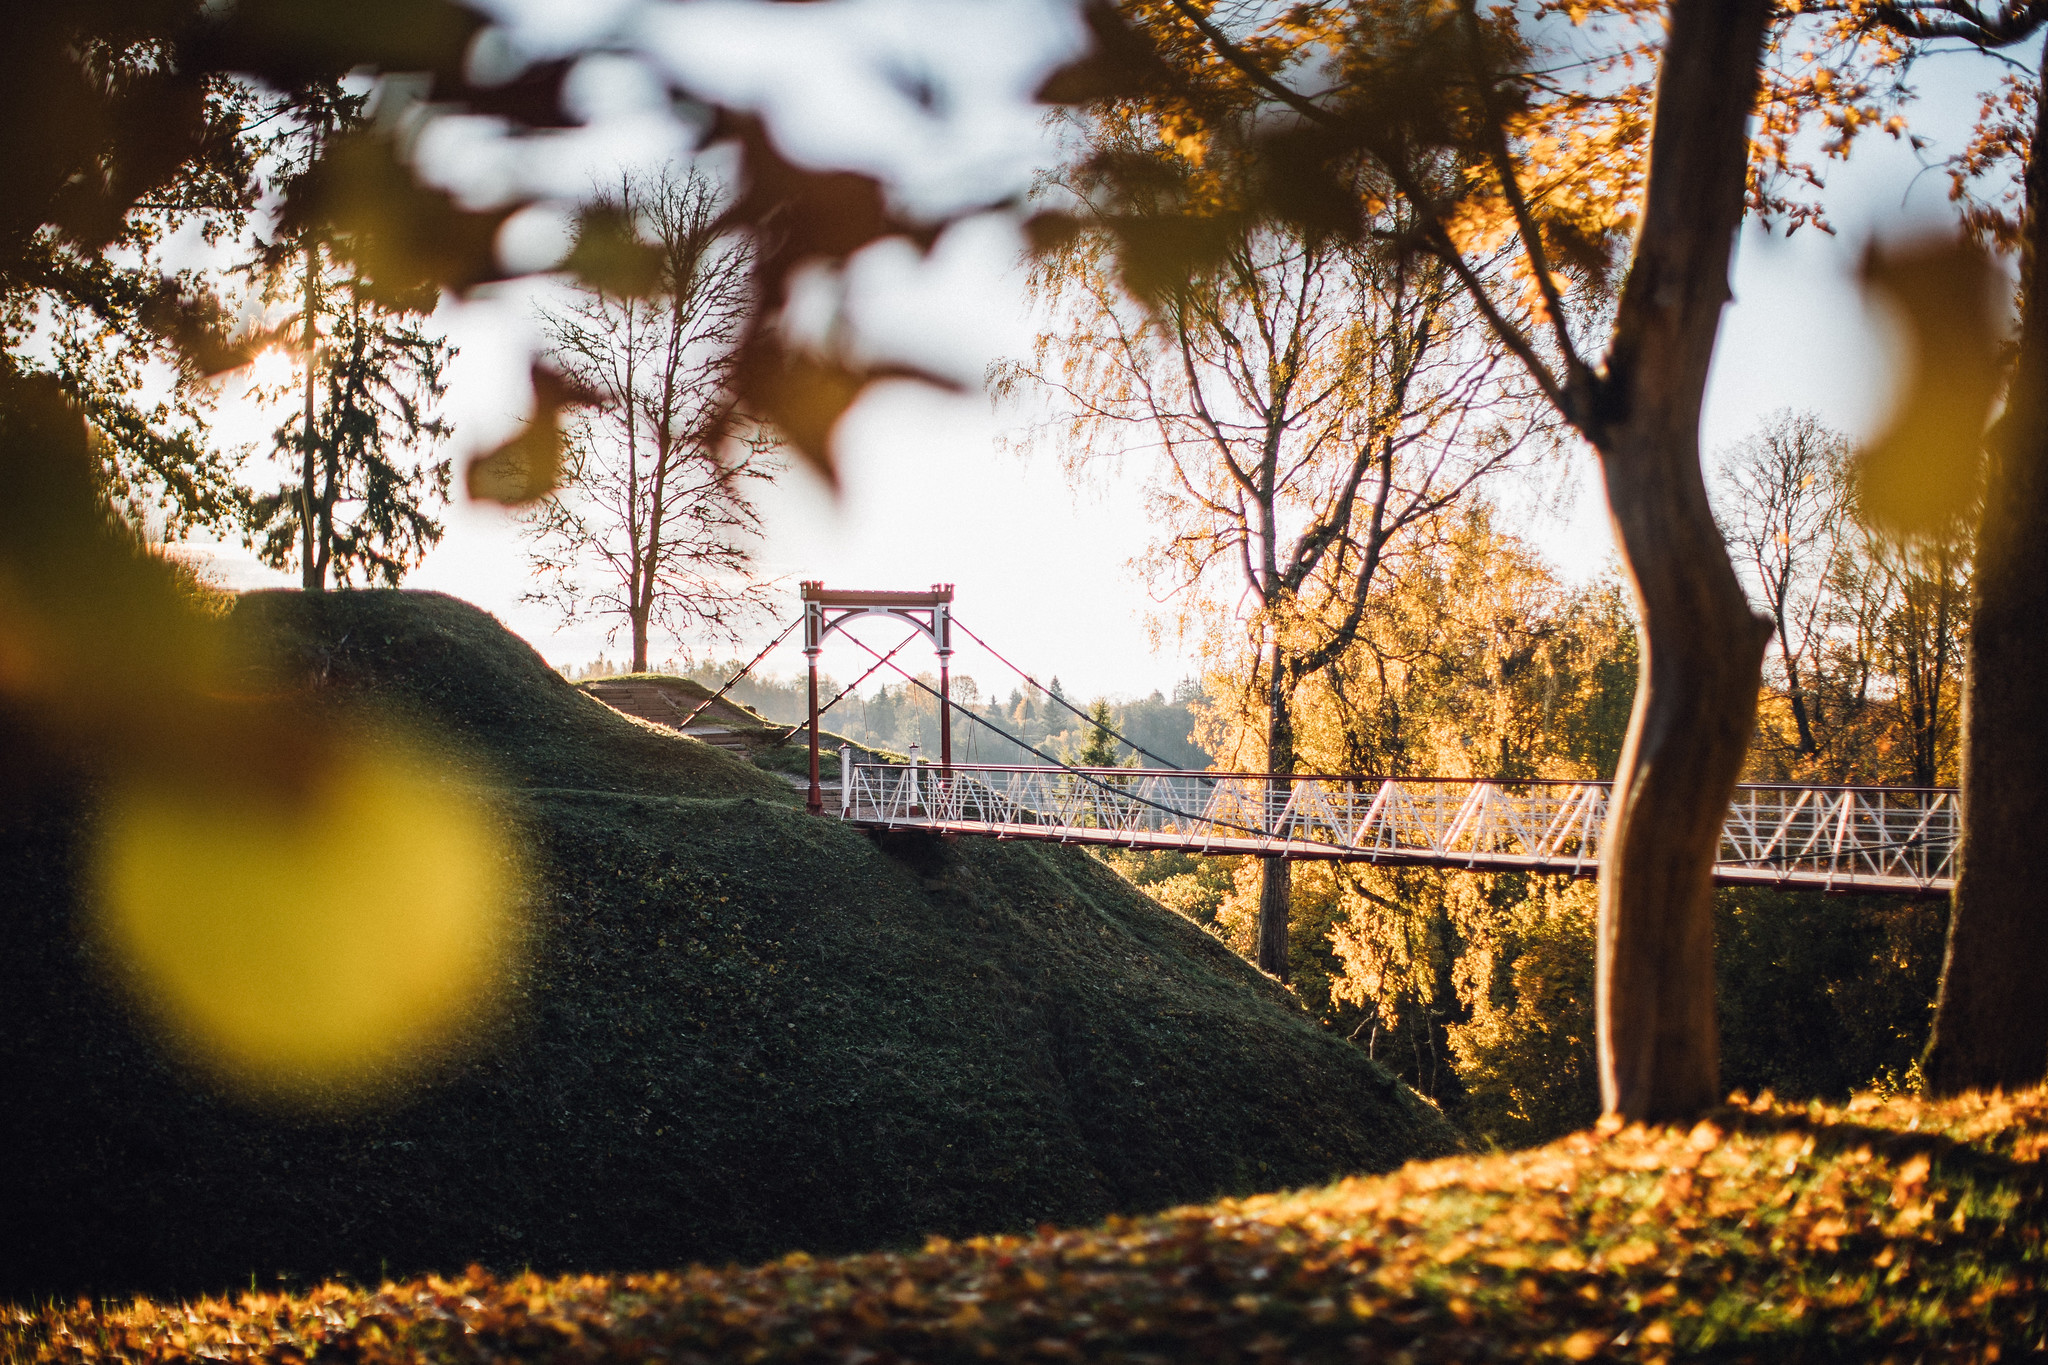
top-left (839, 763), bottom-right (1957, 897)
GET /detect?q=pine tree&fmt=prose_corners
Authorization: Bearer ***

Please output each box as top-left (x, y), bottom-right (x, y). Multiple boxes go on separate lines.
top-left (245, 83), bottom-right (453, 590)
top-left (1077, 698), bottom-right (1124, 769)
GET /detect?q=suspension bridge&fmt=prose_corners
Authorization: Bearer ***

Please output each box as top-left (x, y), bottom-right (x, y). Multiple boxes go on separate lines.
top-left (691, 584), bottom-right (1958, 898)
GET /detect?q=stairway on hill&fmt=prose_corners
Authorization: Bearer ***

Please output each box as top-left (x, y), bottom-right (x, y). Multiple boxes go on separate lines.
top-left (582, 679), bottom-right (758, 755)
top-left (581, 678), bottom-right (842, 801)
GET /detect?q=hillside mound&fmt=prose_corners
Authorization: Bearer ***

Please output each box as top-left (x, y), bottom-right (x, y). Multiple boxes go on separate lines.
top-left (0, 590), bottom-right (1459, 1300)
top-left (225, 591), bottom-right (785, 800)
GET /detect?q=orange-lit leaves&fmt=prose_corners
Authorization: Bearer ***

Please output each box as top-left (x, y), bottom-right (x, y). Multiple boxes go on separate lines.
top-left (4, 1087), bottom-right (2045, 1362)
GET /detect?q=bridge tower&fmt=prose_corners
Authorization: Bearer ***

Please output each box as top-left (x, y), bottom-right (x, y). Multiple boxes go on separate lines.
top-left (799, 582), bottom-right (954, 813)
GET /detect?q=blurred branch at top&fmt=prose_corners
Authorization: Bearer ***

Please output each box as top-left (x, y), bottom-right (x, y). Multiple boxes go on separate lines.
top-left (0, 0), bottom-right (1121, 785)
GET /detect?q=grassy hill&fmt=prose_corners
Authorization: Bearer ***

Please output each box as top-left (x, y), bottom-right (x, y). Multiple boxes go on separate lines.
top-left (7, 1087), bottom-right (2041, 1362)
top-left (0, 591), bottom-right (1458, 1300)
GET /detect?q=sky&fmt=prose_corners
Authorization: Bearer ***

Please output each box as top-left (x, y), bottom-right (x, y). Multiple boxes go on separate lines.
top-left (191, 6), bottom-right (2015, 705)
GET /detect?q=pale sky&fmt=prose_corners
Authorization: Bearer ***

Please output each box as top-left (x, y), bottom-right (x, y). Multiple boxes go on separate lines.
top-left (192, 7), bottom-right (2013, 704)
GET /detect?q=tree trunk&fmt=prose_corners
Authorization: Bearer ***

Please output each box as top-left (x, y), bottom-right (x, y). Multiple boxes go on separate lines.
top-left (300, 239), bottom-right (321, 592)
top-left (1584, 0), bottom-right (1773, 1123)
top-left (1923, 45), bottom-right (2048, 1095)
top-left (1257, 635), bottom-right (1294, 980)
top-left (314, 437), bottom-right (337, 593)
top-left (1595, 422), bottom-right (1767, 1120)
top-left (631, 609), bottom-right (649, 673)
top-left (1783, 650), bottom-right (1818, 757)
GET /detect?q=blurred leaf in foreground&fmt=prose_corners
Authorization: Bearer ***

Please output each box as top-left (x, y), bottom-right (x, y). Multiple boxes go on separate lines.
top-left (466, 365), bottom-right (604, 506)
top-left (1855, 233), bottom-right (2004, 539)
top-left (1, 368), bottom-right (526, 1109)
top-left (91, 735), bottom-right (525, 1105)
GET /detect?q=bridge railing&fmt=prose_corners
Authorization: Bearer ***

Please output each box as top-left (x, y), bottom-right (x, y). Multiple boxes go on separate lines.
top-left (840, 762), bottom-right (1959, 894)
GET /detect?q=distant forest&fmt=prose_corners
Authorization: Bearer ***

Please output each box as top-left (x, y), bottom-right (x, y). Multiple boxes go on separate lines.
top-left (704, 664), bottom-right (1211, 769)
top-left (572, 654), bottom-right (1211, 769)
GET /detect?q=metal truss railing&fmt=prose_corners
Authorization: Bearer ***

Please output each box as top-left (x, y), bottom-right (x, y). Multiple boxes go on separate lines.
top-left (839, 761), bottom-right (1958, 895)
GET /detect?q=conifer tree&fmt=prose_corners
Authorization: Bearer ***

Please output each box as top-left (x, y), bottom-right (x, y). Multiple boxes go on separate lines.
top-left (1077, 698), bottom-right (1124, 768)
top-left (244, 83), bottom-right (453, 590)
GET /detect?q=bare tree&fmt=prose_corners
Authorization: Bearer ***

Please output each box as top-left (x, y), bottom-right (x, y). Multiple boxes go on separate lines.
top-left (1000, 161), bottom-right (1537, 978)
top-left (1716, 411), bottom-right (1852, 760)
top-left (1867, 532), bottom-right (1969, 789)
top-left (523, 166), bottom-right (776, 670)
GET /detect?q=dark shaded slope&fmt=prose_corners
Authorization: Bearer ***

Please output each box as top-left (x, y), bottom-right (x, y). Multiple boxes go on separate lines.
top-left (0, 591), bottom-right (1458, 1300)
top-left (225, 590), bottom-right (786, 801)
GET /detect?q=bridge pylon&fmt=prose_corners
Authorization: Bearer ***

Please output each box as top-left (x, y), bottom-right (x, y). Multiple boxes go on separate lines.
top-left (799, 582), bottom-right (955, 813)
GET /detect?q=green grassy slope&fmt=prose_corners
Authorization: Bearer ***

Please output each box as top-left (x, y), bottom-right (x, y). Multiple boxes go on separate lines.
top-left (0, 591), bottom-right (1457, 1301)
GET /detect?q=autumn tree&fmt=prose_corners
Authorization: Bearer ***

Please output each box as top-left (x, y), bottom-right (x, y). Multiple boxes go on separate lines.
top-left (522, 166), bottom-right (774, 671)
top-left (1001, 111), bottom-right (1536, 979)
top-left (1842, 0), bottom-right (2048, 1095)
top-left (1750, 0), bottom-right (2048, 1090)
top-left (1176, 508), bottom-right (1637, 1127)
top-left (1068, 0), bottom-right (1798, 1118)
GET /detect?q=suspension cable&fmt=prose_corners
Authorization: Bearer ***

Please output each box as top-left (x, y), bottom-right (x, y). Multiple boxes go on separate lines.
top-left (836, 631), bottom-right (1282, 843)
top-left (773, 630), bottom-right (922, 745)
top-left (674, 613), bottom-right (804, 730)
top-left (950, 616), bottom-right (1186, 771)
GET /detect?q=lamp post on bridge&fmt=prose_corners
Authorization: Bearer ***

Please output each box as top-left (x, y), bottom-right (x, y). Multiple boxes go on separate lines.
top-left (799, 581), bottom-right (955, 814)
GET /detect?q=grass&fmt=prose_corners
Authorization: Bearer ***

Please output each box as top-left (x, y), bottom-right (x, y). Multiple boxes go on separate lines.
top-left (6, 1086), bottom-right (2041, 1363)
top-left (0, 591), bottom-right (1457, 1302)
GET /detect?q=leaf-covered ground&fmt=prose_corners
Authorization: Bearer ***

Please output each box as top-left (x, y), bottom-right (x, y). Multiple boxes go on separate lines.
top-left (9, 1088), bottom-right (2043, 1364)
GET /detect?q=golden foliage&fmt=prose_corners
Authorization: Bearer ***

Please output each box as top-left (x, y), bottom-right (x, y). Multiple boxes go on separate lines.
top-left (1195, 509), bottom-right (1634, 784)
top-left (1177, 511), bottom-right (1634, 1123)
top-left (1443, 881), bottom-right (1602, 1146)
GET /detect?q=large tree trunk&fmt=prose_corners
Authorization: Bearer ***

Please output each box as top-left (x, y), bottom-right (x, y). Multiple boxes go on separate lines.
top-left (1257, 636), bottom-right (1294, 980)
top-left (1585, 0), bottom-right (1773, 1122)
top-left (1923, 49), bottom-right (2048, 1094)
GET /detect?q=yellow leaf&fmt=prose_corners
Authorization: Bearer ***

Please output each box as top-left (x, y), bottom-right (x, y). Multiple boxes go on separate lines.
top-left (1854, 233), bottom-right (2002, 538)
top-left (92, 733), bottom-right (526, 1104)
top-left (1562, 1328), bottom-right (1608, 1359)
